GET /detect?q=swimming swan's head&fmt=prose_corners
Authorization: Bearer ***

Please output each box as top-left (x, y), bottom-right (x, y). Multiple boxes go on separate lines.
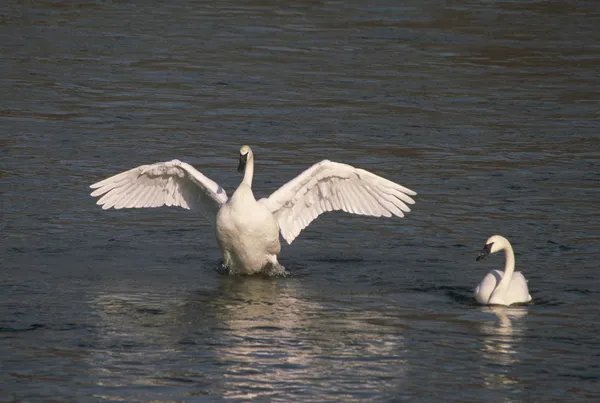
top-left (238, 145), bottom-right (252, 173)
top-left (476, 235), bottom-right (509, 261)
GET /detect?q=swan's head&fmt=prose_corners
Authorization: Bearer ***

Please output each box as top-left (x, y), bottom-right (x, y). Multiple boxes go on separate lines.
top-left (237, 145), bottom-right (252, 173)
top-left (476, 235), bottom-right (509, 261)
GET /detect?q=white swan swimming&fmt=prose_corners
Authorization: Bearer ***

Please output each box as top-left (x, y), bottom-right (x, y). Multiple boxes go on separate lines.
top-left (90, 145), bottom-right (417, 275)
top-left (474, 235), bottom-right (532, 306)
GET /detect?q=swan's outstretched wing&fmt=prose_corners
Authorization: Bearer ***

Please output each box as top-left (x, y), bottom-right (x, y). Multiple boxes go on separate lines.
top-left (260, 160), bottom-right (417, 244)
top-left (90, 159), bottom-right (228, 217)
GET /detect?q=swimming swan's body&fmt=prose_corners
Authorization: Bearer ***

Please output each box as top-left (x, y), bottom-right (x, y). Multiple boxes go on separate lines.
top-left (90, 145), bottom-right (417, 275)
top-left (474, 235), bottom-right (532, 306)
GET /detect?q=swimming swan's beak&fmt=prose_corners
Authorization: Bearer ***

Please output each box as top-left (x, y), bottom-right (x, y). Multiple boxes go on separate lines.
top-left (237, 152), bottom-right (248, 173)
top-left (476, 243), bottom-right (493, 261)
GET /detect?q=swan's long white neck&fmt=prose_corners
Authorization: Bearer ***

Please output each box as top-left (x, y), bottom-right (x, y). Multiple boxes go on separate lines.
top-left (494, 241), bottom-right (515, 295)
top-left (242, 152), bottom-right (254, 188)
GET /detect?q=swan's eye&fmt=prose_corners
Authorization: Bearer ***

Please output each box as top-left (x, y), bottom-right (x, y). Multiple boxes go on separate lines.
top-left (485, 242), bottom-right (493, 252)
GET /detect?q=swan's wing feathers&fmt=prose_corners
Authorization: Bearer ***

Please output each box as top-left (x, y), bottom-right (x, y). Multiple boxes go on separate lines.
top-left (90, 160), bottom-right (227, 217)
top-left (261, 160), bottom-right (417, 244)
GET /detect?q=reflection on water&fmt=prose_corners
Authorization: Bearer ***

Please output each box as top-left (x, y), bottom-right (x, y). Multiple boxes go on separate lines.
top-left (86, 277), bottom-right (407, 400)
top-left (212, 278), bottom-right (407, 401)
top-left (479, 306), bottom-right (528, 391)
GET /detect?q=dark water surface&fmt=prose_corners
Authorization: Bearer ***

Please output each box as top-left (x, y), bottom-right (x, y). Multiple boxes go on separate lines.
top-left (2, 1), bottom-right (599, 401)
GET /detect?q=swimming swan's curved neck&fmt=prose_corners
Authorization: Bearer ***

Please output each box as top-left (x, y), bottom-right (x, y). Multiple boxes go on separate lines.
top-left (495, 242), bottom-right (515, 295)
top-left (242, 152), bottom-right (254, 188)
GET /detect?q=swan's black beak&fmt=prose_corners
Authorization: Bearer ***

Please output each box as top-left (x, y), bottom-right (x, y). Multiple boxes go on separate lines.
top-left (476, 243), bottom-right (493, 261)
top-left (237, 153), bottom-right (248, 173)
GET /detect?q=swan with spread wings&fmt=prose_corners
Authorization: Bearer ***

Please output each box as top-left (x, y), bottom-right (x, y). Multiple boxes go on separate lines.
top-left (90, 145), bottom-right (417, 275)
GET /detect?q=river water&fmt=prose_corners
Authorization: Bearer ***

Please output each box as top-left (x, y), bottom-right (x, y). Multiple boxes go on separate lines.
top-left (2, 1), bottom-right (599, 401)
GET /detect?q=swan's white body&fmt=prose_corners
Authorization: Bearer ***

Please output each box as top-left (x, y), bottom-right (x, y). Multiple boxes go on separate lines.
top-left (215, 158), bottom-right (282, 274)
top-left (90, 145), bottom-right (417, 275)
top-left (474, 235), bottom-right (532, 306)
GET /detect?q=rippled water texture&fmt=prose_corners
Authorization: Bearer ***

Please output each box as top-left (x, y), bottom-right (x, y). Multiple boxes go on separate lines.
top-left (2, 0), bottom-right (599, 401)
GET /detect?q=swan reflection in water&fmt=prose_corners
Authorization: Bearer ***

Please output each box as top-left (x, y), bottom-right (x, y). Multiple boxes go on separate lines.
top-left (86, 276), bottom-right (407, 400)
top-left (479, 306), bottom-right (528, 390)
top-left (185, 277), bottom-right (407, 400)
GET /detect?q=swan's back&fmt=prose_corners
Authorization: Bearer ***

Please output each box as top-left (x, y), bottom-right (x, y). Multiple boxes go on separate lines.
top-left (504, 271), bottom-right (532, 304)
top-left (476, 270), bottom-right (531, 305)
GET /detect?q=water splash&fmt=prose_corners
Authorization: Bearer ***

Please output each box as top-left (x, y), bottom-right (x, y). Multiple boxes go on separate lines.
top-left (214, 261), bottom-right (290, 277)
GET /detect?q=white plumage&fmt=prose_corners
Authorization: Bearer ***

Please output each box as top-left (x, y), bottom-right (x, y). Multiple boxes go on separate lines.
top-left (474, 235), bottom-right (532, 306)
top-left (90, 160), bottom-right (227, 215)
top-left (90, 145), bottom-right (417, 275)
top-left (261, 159), bottom-right (415, 244)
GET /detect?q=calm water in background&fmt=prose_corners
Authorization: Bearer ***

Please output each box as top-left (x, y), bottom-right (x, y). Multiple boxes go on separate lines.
top-left (2, 0), bottom-right (599, 401)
